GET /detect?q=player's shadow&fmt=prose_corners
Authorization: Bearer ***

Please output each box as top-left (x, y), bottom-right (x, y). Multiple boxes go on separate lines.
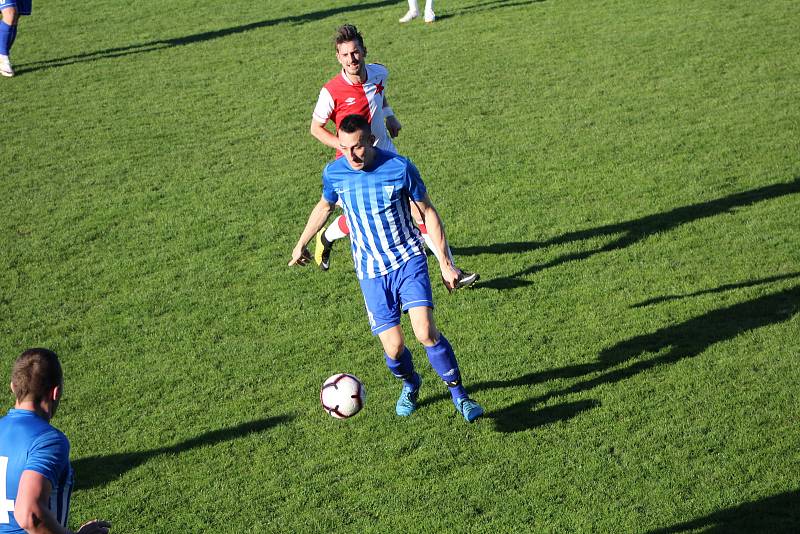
top-left (436, 0), bottom-right (546, 21)
top-left (631, 272), bottom-right (800, 308)
top-left (647, 488), bottom-right (800, 533)
top-left (17, 0), bottom-right (398, 74)
top-left (427, 282), bottom-right (800, 432)
top-left (71, 415), bottom-right (291, 491)
top-left (491, 399), bottom-right (600, 432)
top-left (451, 178), bottom-right (800, 290)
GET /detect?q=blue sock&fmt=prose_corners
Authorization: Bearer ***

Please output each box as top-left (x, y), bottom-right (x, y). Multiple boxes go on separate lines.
top-left (0, 21), bottom-right (11, 56)
top-left (8, 25), bottom-right (16, 50)
top-left (384, 348), bottom-right (420, 390)
top-left (424, 334), bottom-right (468, 405)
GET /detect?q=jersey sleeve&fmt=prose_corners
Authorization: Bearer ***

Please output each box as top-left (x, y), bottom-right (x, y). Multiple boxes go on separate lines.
top-left (25, 431), bottom-right (69, 488)
top-left (322, 167), bottom-right (338, 204)
top-left (404, 160), bottom-right (427, 201)
top-left (312, 87), bottom-right (335, 125)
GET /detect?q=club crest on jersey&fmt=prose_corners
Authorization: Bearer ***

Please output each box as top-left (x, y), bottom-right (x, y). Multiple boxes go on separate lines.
top-left (383, 186), bottom-right (395, 200)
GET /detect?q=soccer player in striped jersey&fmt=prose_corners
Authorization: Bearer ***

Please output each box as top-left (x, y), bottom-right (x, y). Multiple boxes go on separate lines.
top-left (290, 114), bottom-right (484, 422)
top-left (309, 24), bottom-right (478, 292)
top-left (0, 348), bottom-right (111, 534)
top-left (0, 0), bottom-right (30, 77)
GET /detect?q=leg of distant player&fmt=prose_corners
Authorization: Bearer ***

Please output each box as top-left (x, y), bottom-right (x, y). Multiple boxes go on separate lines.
top-left (0, 6), bottom-right (19, 77)
top-left (400, 0), bottom-right (435, 23)
top-left (407, 306), bottom-right (483, 422)
top-left (408, 200), bottom-right (480, 292)
top-left (315, 213), bottom-right (348, 270)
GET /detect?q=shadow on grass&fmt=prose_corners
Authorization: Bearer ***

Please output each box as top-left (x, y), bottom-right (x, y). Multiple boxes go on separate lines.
top-left (491, 399), bottom-right (599, 433)
top-left (424, 283), bottom-right (800, 431)
top-left (72, 415), bottom-right (291, 491)
top-left (632, 272), bottom-right (800, 308)
top-left (17, 0), bottom-right (398, 74)
top-left (436, 0), bottom-right (545, 21)
top-left (451, 179), bottom-right (800, 290)
top-left (648, 489), bottom-right (800, 533)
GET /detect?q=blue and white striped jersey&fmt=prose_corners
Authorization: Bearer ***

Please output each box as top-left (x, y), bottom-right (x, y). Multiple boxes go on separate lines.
top-left (0, 409), bottom-right (73, 533)
top-left (323, 149), bottom-right (427, 279)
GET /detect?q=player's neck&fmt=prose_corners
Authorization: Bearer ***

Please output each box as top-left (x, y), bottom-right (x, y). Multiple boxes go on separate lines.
top-left (344, 66), bottom-right (367, 85)
top-left (15, 400), bottom-right (52, 421)
top-left (362, 149), bottom-right (377, 170)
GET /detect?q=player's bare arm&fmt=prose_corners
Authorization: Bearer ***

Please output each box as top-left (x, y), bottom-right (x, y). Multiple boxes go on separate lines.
top-left (383, 96), bottom-right (402, 138)
top-left (15, 470), bottom-right (111, 534)
top-left (412, 195), bottom-right (459, 287)
top-left (289, 197), bottom-right (336, 266)
top-left (309, 119), bottom-right (340, 150)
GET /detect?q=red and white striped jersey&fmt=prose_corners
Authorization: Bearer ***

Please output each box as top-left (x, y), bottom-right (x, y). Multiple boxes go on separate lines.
top-left (312, 63), bottom-right (397, 155)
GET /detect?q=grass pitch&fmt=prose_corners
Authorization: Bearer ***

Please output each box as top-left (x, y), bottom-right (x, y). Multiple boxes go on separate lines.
top-left (2, 0), bottom-right (799, 531)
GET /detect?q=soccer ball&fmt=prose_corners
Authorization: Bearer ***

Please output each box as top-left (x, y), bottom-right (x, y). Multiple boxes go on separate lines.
top-left (320, 373), bottom-right (366, 419)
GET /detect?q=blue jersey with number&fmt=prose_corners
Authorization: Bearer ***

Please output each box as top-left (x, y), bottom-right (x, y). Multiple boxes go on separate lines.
top-left (323, 149), bottom-right (426, 279)
top-left (0, 409), bottom-right (73, 533)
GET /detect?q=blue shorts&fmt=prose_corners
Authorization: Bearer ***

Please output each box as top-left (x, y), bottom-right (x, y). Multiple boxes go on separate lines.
top-left (358, 254), bottom-right (434, 335)
top-left (0, 0), bottom-right (31, 15)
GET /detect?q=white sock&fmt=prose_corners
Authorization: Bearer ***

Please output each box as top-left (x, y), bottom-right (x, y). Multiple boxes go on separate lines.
top-left (425, 0), bottom-right (434, 14)
top-left (324, 215), bottom-right (349, 242)
top-left (419, 224), bottom-right (459, 271)
top-left (422, 232), bottom-right (442, 263)
top-left (407, 0), bottom-right (419, 13)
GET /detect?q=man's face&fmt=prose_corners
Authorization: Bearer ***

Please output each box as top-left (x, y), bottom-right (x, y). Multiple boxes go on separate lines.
top-left (339, 129), bottom-right (374, 170)
top-left (336, 40), bottom-right (366, 78)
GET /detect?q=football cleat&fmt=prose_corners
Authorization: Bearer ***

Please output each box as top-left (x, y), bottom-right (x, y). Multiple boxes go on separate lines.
top-left (424, 11), bottom-right (436, 23)
top-left (399, 10), bottom-right (419, 23)
top-left (443, 270), bottom-right (480, 293)
top-left (395, 375), bottom-right (422, 416)
top-left (456, 398), bottom-right (484, 422)
top-left (314, 229), bottom-right (332, 271)
top-left (0, 56), bottom-right (14, 78)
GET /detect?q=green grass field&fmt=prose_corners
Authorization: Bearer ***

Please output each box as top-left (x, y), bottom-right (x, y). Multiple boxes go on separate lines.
top-left (2, 0), bottom-right (799, 531)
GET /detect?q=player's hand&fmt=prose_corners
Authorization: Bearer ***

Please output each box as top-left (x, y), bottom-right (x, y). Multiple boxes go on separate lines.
top-left (440, 265), bottom-right (460, 292)
top-left (288, 245), bottom-right (312, 266)
top-left (386, 116), bottom-right (402, 138)
top-left (75, 519), bottom-right (112, 534)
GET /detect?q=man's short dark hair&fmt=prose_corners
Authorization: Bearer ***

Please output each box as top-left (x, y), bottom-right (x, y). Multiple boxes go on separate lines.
top-left (11, 348), bottom-right (62, 402)
top-left (339, 114), bottom-right (372, 136)
top-left (334, 24), bottom-right (365, 51)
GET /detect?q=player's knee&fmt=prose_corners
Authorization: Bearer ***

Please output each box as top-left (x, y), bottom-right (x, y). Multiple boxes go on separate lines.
top-left (383, 341), bottom-right (406, 360)
top-left (413, 325), bottom-right (439, 347)
top-left (1, 7), bottom-right (17, 24)
top-left (379, 333), bottom-right (405, 359)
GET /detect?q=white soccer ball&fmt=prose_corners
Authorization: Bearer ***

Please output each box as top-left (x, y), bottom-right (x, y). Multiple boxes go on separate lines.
top-left (320, 373), bottom-right (366, 419)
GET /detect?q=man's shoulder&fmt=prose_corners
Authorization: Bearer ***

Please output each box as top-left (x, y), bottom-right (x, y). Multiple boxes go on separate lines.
top-left (374, 149), bottom-right (409, 168)
top-left (27, 418), bottom-right (68, 447)
top-left (0, 411), bottom-right (67, 450)
top-left (367, 63), bottom-right (389, 77)
top-left (324, 156), bottom-right (350, 176)
top-left (29, 424), bottom-right (70, 461)
top-left (322, 71), bottom-right (348, 92)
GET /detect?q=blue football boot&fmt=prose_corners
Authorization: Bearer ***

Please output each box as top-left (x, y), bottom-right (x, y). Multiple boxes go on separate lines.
top-left (456, 397), bottom-right (484, 422)
top-left (396, 374), bottom-right (422, 416)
